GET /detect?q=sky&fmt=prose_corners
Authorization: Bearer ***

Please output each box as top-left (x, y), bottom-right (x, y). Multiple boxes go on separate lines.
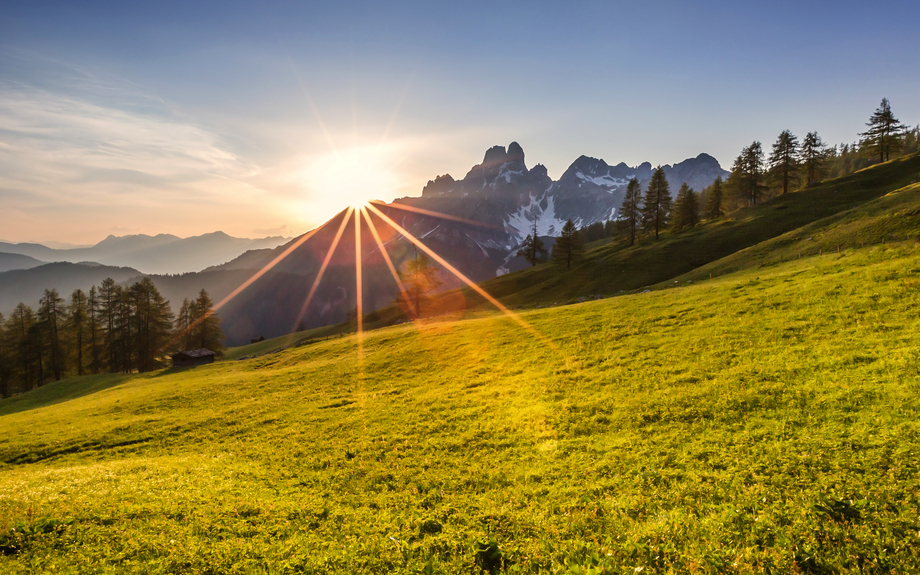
top-left (1, 0), bottom-right (918, 245)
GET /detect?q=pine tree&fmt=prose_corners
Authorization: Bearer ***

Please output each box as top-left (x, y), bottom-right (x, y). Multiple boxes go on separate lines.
top-left (515, 218), bottom-right (548, 266)
top-left (69, 289), bottom-right (88, 376)
top-left (731, 141), bottom-right (766, 206)
top-left (98, 278), bottom-right (121, 371)
top-left (618, 177), bottom-right (642, 246)
top-left (10, 304), bottom-right (39, 390)
top-left (175, 298), bottom-right (193, 351)
top-left (0, 312), bottom-right (7, 398)
top-left (641, 167), bottom-right (672, 240)
top-left (800, 131), bottom-right (827, 186)
top-left (860, 98), bottom-right (907, 163)
top-left (87, 286), bottom-right (102, 374)
top-left (130, 278), bottom-right (175, 372)
top-left (397, 252), bottom-right (443, 318)
top-left (39, 288), bottom-right (66, 382)
top-left (769, 130), bottom-right (800, 195)
top-left (551, 219), bottom-right (585, 271)
top-left (190, 289), bottom-right (225, 356)
top-left (671, 183), bottom-right (699, 231)
top-left (705, 176), bottom-right (724, 219)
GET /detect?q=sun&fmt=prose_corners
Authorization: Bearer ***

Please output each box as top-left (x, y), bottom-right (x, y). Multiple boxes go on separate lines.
top-left (302, 144), bottom-right (402, 215)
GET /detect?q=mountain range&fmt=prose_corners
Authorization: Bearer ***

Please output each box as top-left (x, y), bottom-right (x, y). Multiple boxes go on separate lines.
top-left (0, 231), bottom-right (290, 275)
top-left (0, 143), bottom-right (728, 345)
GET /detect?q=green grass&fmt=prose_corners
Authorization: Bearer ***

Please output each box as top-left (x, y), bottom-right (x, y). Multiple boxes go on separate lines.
top-left (2, 243), bottom-right (920, 573)
top-left (456, 153), bottom-right (920, 307)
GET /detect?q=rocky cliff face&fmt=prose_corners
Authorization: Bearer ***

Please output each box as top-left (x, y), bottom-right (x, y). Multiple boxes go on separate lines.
top-left (402, 142), bottom-right (728, 257)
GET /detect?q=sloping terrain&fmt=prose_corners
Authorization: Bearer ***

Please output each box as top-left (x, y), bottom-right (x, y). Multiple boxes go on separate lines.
top-left (1, 244), bottom-right (918, 573)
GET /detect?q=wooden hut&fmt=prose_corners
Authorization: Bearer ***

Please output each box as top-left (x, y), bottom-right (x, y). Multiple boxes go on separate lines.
top-left (171, 348), bottom-right (216, 368)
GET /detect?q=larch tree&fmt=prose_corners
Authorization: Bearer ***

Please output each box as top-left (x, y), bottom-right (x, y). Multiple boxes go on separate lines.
top-left (69, 289), bottom-right (88, 376)
top-left (175, 298), bottom-right (193, 351)
top-left (730, 141), bottom-right (766, 206)
top-left (671, 183), bottom-right (699, 231)
top-left (551, 219), bottom-right (585, 271)
top-left (800, 131), bottom-right (827, 186)
top-left (0, 312), bottom-right (7, 398)
top-left (769, 130), bottom-right (800, 195)
top-left (515, 218), bottom-right (548, 266)
top-left (87, 286), bottom-right (102, 374)
top-left (641, 166), bottom-right (672, 240)
top-left (189, 289), bottom-right (225, 356)
top-left (618, 177), bottom-right (642, 246)
top-left (130, 278), bottom-right (174, 372)
top-left (705, 176), bottom-right (724, 219)
top-left (397, 251), bottom-right (443, 319)
top-left (860, 98), bottom-right (907, 163)
top-left (39, 288), bottom-right (66, 382)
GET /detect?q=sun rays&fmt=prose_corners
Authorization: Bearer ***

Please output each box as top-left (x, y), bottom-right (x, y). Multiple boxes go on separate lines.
top-left (164, 198), bottom-right (557, 366)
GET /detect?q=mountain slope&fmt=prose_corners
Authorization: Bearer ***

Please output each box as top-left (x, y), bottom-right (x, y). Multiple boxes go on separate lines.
top-left (0, 263), bottom-right (141, 311)
top-left (0, 252), bottom-right (44, 273)
top-left (0, 232), bottom-right (290, 275)
top-left (1, 246), bottom-right (918, 572)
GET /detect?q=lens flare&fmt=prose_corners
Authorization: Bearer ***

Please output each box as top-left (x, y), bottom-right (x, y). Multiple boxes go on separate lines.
top-left (293, 207), bottom-right (354, 331)
top-left (369, 200), bottom-right (503, 230)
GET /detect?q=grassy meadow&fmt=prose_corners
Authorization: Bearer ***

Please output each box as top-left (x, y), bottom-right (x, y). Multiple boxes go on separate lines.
top-left (1, 242), bottom-right (919, 573)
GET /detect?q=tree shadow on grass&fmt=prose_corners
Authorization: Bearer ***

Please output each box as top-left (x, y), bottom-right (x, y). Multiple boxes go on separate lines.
top-left (0, 373), bottom-right (135, 417)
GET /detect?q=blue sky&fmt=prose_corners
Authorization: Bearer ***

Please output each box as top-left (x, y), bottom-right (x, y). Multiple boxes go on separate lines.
top-left (1, 0), bottom-right (918, 244)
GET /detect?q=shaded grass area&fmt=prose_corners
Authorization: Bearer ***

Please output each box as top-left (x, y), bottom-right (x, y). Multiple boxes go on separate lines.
top-left (458, 152), bottom-right (920, 308)
top-left (1, 245), bottom-right (919, 573)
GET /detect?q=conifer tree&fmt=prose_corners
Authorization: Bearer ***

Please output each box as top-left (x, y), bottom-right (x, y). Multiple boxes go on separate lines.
top-left (69, 289), bottom-right (88, 376)
top-left (705, 176), bottom-right (724, 219)
top-left (0, 313), bottom-right (7, 398)
top-left (671, 183), bottom-right (699, 231)
top-left (97, 278), bottom-right (121, 371)
top-left (175, 298), bottom-right (193, 351)
top-left (618, 177), bottom-right (642, 246)
top-left (130, 278), bottom-right (174, 372)
top-left (551, 219), bottom-right (585, 271)
top-left (39, 288), bottom-right (66, 382)
top-left (515, 218), bottom-right (548, 266)
top-left (730, 141), bottom-right (766, 206)
top-left (800, 131), bottom-right (827, 186)
top-left (87, 286), bottom-right (102, 374)
top-left (860, 98), bottom-right (907, 163)
top-left (769, 130), bottom-right (800, 195)
top-left (397, 252), bottom-right (443, 319)
top-left (189, 289), bottom-right (225, 356)
top-left (641, 167), bottom-right (672, 240)
top-left (10, 303), bottom-right (39, 390)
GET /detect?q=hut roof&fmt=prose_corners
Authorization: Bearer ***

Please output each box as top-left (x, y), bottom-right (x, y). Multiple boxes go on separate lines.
top-left (172, 348), bottom-right (216, 359)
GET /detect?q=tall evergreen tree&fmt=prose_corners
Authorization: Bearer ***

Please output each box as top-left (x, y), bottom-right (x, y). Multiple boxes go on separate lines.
top-left (515, 218), bottom-right (548, 266)
top-left (130, 278), bottom-right (174, 372)
top-left (860, 98), bottom-right (907, 163)
top-left (769, 130), bottom-right (800, 195)
top-left (671, 183), bottom-right (699, 231)
top-left (618, 177), bottom-right (642, 246)
top-left (800, 131), bottom-right (827, 186)
top-left (551, 219), bottom-right (585, 271)
top-left (190, 289), bottom-right (225, 356)
top-left (705, 176), bottom-right (724, 219)
top-left (641, 167), bottom-right (672, 240)
top-left (10, 304), bottom-right (39, 390)
top-left (98, 278), bottom-right (121, 371)
top-left (69, 289), bottom-right (88, 376)
top-left (730, 141), bottom-right (766, 206)
top-left (0, 312), bottom-right (7, 398)
top-left (397, 252), bottom-right (443, 319)
top-left (87, 286), bottom-right (102, 374)
top-left (175, 298), bottom-right (193, 351)
top-left (38, 288), bottom-right (66, 382)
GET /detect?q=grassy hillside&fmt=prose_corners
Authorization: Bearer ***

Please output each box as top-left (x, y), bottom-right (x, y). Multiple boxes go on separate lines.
top-left (1, 243), bottom-right (919, 573)
top-left (459, 153), bottom-right (920, 307)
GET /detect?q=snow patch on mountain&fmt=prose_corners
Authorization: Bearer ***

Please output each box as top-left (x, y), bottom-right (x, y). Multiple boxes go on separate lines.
top-left (576, 172), bottom-right (630, 189)
top-left (503, 194), bottom-right (571, 246)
